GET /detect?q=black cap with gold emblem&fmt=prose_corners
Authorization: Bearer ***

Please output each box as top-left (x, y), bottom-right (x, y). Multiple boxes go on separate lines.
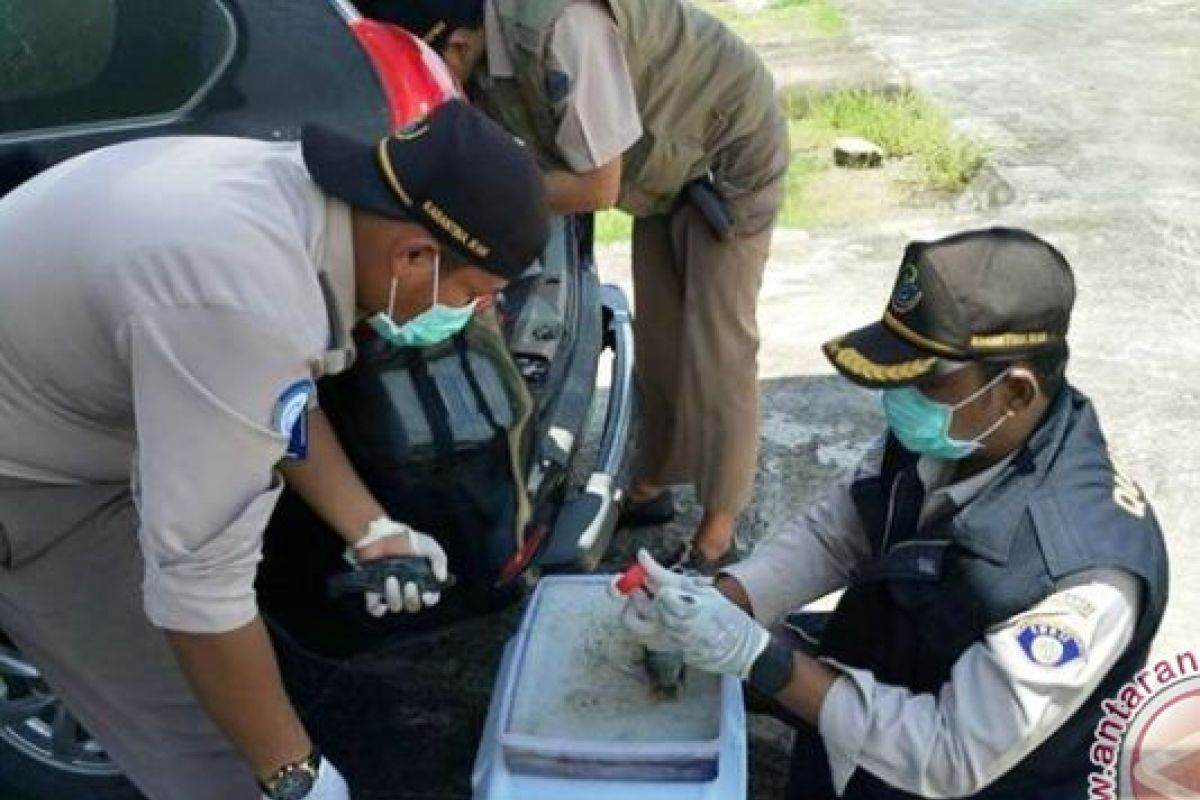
top-left (822, 227), bottom-right (1076, 388)
top-left (301, 99), bottom-right (549, 281)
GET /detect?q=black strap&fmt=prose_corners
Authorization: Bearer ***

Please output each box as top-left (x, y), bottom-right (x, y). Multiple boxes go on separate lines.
top-left (454, 335), bottom-right (502, 434)
top-left (405, 349), bottom-right (455, 468)
top-left (882, 464), bottom-right (925, 552)
top-left (748, 633), bottom-right (795, 697)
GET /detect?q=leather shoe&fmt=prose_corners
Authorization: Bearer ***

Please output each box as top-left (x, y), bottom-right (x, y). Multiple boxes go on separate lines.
top-left (617, 490), bottom-right (677, 527)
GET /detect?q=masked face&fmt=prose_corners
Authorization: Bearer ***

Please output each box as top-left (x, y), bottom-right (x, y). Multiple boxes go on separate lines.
top-left (881, 367), bottom-right (1016, 460)
top-left (366, 253), bottom-right (478, 348)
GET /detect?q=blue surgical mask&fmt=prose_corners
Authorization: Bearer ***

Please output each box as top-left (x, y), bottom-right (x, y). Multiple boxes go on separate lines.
top-left (881, 368), bottom-right (1012, 460)
top-left (366, 255), bottom-right (478, 348)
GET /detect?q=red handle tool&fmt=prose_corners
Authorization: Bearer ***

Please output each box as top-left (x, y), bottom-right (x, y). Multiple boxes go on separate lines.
top-left (614, 562), bottom-right (650, 596)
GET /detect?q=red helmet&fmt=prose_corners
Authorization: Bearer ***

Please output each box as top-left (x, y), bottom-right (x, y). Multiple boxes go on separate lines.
top-left (349, 18), bottom-right (463, 130)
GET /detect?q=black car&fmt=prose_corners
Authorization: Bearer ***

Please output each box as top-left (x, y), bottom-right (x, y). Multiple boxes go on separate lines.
top-left (0, 2), bottom-right (634, 798)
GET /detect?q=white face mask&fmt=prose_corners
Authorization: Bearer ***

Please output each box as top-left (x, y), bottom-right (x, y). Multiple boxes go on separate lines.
top-left (366, 253), bottom-right (478, 348)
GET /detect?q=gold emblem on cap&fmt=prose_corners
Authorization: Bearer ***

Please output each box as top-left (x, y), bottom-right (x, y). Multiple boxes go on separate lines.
top-left (890, 262), bottom-right (923, 315)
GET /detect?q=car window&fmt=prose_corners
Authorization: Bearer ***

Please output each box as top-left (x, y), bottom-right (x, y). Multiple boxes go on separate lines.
top-left (0, 0), bottom-right (235, 137)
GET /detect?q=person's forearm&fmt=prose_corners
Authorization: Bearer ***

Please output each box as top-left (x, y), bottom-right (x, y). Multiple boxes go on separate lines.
top-left (714, 573), bottom-right (838, 721)
top-left (279, 407), bottom-right (384, 546)
top-left (773, 650), bottom-right (841, 724)
top-left (166, 617), bottom-right (310, 781)
top-left (544, 158), bottom-right (621, 214)
top-left (715, 573), bottom-right (754, 614)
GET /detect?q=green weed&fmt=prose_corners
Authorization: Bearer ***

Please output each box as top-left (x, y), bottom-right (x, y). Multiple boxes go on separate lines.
top-left (698, 0), bottom-right (848, 38)
top-left (787, 88), bottom-right (986, 191)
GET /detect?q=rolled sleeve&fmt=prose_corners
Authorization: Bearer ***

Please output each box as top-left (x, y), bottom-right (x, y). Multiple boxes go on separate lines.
top-left (815, 570), bottom-right (1140, 797)
top-left (127, 307), bottom-right (311, 633)
top-left (548, 1), bottom-right (643, 171)
top-left (141, 478), bottom-right (283, 632)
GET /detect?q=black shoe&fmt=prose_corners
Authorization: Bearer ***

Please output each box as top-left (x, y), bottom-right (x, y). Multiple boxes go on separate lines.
top-left (668, 540), bottom-right (740, 577)
top-left (617, 490), bottom-right (677, 527)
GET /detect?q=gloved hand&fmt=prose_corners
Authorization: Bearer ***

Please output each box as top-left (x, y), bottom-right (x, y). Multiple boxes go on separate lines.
top-left (345, 517), bottom-right (450, 617)
top-left (611, 548), bottom-right (710, 642)
top-left (259, 756), bottom-right (349, 800)
top-left (619, 549), bottom-right (770, 680)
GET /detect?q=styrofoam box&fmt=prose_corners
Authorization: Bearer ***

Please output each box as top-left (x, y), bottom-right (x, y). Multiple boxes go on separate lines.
top-left (472, 575), bottom-right (747, 800)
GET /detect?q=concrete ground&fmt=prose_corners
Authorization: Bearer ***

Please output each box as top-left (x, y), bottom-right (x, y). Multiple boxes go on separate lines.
top-left (306, 3), bottom-right (1198, 797)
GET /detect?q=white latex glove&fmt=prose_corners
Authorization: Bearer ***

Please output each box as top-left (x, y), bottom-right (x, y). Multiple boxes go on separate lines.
top-left (613, 549), bottom-right (712, 648)
top-left (346, 517), bottom-right (450, 617)
top-left (624, 549), bottom-right (770, 680)
top-left (259, 756), bottom-right (348, 800)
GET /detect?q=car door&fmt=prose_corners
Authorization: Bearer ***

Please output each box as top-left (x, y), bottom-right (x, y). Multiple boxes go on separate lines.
top-left (0, 0), bottom-right (393, 198)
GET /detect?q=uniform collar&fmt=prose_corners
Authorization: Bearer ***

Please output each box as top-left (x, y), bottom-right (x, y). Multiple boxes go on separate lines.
top-left (483, 0), bottom-right (516, 78)
top-left (314, 198), bottom-right (357, 376)
top-left (918, 452), bottom-right (1014, 510)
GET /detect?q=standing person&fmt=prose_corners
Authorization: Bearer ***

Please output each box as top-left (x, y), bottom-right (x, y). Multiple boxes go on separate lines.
top-left (372, 0), bottom-right (790, 572)
top-left (617, 228), bottom-right (1170, 799)
top-left (0, 100), bottom-right (548, 800)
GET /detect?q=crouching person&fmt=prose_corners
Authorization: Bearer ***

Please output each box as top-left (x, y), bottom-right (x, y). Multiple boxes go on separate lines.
top-left (619, 228), bottom-right (1169, 799)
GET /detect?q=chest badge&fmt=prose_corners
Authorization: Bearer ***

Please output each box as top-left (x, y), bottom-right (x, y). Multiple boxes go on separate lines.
top-left (273, 379), bottom-right (315, 461)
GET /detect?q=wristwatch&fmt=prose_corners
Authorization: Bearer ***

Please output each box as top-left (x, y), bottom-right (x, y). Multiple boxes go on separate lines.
top-left (259, 749), bottom-right (321, 800)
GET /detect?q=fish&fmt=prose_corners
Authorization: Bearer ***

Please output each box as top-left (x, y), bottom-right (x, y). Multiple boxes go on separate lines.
top-left (643, 645), bottom-right (685, 697)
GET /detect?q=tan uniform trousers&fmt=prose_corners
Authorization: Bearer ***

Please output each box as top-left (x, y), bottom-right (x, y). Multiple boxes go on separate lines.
top-left (0, 479), bottom-right (258, 800)
top-left (631, 104), bottom-right (790, 514)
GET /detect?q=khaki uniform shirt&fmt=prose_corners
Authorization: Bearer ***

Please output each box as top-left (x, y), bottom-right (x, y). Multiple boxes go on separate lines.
top-left (0, 137), bottom-right (356, 633)
top-left (724, 439), bottom-right (1140, 796)
top-left (484, 0), bottom-right (643, 172)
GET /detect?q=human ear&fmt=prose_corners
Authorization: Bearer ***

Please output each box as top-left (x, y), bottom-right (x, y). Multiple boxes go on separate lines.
top-left (388, 237), bottom-right (437, 283)
top-left (1004, 367), bottom-right (1041, 413)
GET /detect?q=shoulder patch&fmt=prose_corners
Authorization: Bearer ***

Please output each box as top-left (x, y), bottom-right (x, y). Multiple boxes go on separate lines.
top-left (1016, 619), bottom-right (1084, 668)
top-left (546, 69), bottom-right (572, 104)
top-left (273, 379), bottom-right (315, 460)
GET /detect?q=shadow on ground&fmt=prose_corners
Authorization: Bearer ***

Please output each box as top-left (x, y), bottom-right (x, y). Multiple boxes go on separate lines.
top-left (279, 374), bottom-right (880, 800)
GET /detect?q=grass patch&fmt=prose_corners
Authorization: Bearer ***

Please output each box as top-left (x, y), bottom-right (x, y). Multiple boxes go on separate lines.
top-left (595, 209), bottom-right (633, 245)
top-left (596, 88), bottom-right (985, 240)
top-left (777, 154), bottom-right (826, 228)
top-left (786, 88), bottom-right (986, 191)
top-left (698, 0), bottom-right (848, 38)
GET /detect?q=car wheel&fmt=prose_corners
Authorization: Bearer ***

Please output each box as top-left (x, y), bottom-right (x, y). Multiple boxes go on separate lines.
top-left (0, 644), bottom-right (142, 800)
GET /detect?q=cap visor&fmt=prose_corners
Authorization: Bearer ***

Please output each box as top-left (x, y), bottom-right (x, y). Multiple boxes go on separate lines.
top-left (822, 321), bottom-right (939, 389)
top-left (301, 125), bottom-right (408, 221)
